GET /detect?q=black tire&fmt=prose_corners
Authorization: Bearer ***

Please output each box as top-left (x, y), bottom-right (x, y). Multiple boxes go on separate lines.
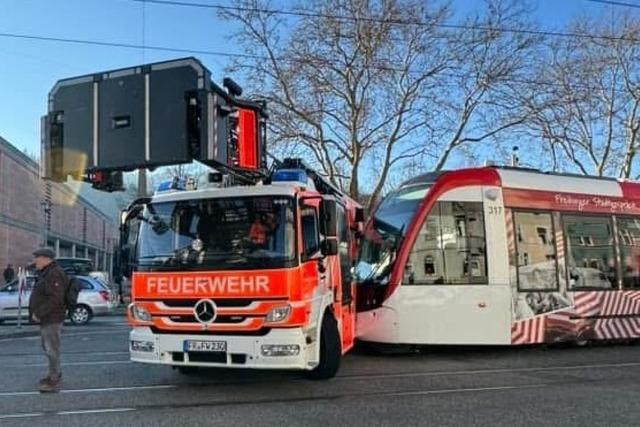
top-left (69, 304), bottom-right (93, 325)
top-left (306, 311), bottom-right (341, 380)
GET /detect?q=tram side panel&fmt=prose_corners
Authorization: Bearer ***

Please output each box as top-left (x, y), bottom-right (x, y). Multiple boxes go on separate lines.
top-left (505, 191), bottom-right (640, 344)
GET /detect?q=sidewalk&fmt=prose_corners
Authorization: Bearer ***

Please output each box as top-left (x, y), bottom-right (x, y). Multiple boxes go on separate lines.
top-left (0, 305), bottom-right (127, 340)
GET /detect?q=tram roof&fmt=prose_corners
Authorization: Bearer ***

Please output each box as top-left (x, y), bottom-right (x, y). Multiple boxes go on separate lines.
top-left (397, 166), bottom-right (640, 199)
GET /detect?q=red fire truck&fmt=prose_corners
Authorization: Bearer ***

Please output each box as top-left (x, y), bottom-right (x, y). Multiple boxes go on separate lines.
top-left (42, 58), bottom-right (364, 379)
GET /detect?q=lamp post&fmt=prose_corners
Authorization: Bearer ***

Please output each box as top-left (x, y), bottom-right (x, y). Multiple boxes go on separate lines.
top-left (41, 181), bottom-right (53, 247)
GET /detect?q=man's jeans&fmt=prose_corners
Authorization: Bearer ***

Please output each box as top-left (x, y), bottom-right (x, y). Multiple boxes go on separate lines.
top-left (40, 323), bottom-right (63, 378)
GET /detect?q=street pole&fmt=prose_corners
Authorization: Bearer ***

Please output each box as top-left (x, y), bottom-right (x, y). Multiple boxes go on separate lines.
top-left (16, 267), bottom-right (24, 329)
top-left (41, 181), bottom-right (53, 247)
top-left (138, 168), bottom-right (147, 197)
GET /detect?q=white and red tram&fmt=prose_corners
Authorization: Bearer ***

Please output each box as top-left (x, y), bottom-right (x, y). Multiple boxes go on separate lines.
top-left (355, 167), bottom-right (640, 345)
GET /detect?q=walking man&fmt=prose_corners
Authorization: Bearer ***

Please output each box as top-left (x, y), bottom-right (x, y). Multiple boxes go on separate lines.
top-left (3, 263), bottom-right (15, 284)
top-left (28, 248), bottom-right (69, 393)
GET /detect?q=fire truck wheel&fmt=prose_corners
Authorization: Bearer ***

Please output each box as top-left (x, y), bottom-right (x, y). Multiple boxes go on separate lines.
top-left (306, 312), bottom-right (341, 380)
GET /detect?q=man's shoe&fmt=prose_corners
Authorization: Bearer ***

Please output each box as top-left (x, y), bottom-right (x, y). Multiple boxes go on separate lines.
top-left (39, 374), bottom-right (61, 386)
top-left (39, 376), bottom-right (61, 393)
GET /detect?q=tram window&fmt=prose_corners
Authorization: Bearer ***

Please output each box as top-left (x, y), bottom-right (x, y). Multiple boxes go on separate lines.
top-left (407, 201), bottom-right (487, 285)
top-left (617, 217), bottom-right (640, 289)
top-left (513, 212), bottom-right (558, 291)
top-left (563, 215), bottom-right (616, 289)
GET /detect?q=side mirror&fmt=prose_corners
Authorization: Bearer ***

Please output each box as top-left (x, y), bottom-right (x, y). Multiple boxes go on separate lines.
top-left (321, 238), bottom-right (338, 256)
top-left (320, 199), bottom-right (337, 238)
top-left (120, 209), bottom-right (129, 227)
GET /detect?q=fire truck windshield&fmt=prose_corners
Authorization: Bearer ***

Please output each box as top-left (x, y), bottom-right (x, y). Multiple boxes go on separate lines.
top-left (355, 183), bottom-right (430, 284)
top-left (137, 196), bottom-right (296, 270)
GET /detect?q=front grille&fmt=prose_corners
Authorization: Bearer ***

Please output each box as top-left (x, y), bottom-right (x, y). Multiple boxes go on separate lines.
top-left (230, 354), bottom-right (247, 364)
top-left (167, 315), bottom-right (249, 324)
top-left (151, 326), bottom-right (271, 336)
top-left (159, 299), bottom-right (255, 308)
top-left (188, 351), bottom-right (226, 363)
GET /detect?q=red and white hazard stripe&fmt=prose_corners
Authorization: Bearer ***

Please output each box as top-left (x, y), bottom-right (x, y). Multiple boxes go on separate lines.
top-left (573, 292), bottom-right (603, 318)
top-left (511, 316), bottom-right (546, 344)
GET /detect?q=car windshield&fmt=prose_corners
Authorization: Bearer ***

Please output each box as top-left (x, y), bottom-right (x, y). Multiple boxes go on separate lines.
top-left (355, 183), bottom-right (430, 283)
top-left (137, 196), bottom-right (296, 270)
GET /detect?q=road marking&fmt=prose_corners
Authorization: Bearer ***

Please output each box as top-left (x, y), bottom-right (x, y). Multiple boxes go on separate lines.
top-left (0, 329), bottom-right (129, 342)
top-left (0, 384), bottom-right (176, 397)
top-left (2, 360), bottom-right (131, 368)
top-left (0, 351), bottom-right (129, 357)
top-left (0, 383), bottom-right (547, 419)
top-left (336, 361), bottom-right (640, 381)
top-left (380, 383), bottom-right (546, 397)
top-left (0, 412), bottom-right (44, 420)
top-left (58, 408), bottom-right (136, 415)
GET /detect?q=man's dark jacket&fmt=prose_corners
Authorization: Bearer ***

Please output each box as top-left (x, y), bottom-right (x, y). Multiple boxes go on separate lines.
top-left (29, 262), bottom-right (69, 325)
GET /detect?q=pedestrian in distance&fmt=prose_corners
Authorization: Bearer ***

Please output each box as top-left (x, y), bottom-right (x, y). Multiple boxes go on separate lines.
top-left (28, 248), bottom-right (70, 393)
top-left (3, 263), bottom-right (15, 284)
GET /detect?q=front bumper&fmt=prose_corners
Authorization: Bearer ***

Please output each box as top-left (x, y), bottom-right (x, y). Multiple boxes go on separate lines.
top-left (130, 327), bottom-right (315, 370)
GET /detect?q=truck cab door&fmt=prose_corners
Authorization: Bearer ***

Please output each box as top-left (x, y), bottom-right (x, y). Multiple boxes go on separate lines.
top-left (118, 198), bottom-right (148, 280)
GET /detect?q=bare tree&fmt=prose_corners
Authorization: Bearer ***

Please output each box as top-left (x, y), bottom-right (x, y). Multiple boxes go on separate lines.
top-left (520, 14), bottom-right (640, 178)
top-left (222, 0), bottom-right (538, 208)
top-left (428, 0), bottom-right (538, 172)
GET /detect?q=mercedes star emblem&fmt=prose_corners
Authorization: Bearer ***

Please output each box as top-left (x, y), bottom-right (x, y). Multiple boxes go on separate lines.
top-left (193, 299), bottom-right (217, 324)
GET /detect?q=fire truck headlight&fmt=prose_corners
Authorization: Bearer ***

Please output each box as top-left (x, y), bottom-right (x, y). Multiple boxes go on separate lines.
top-left (261, 344), bottom-right (300, 357)
top-left (131, 304), bottom-right (152, 322)
top-left (266, 305), bottom-right (291, 323)
top-left (131, 340), bottom-right (155, 352)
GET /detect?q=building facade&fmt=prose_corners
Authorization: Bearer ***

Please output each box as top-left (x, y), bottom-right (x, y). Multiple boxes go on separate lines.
top-left (0, 136), bottom-right (118, 278)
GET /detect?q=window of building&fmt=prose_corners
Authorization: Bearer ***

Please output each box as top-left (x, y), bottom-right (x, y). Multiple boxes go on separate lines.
top-left (564, 215), bottom-right (616, 289)
top-left (536, 227), bottom-right (548, 245)
top-left (617, 217), bottom-right (640, 289)
top-left (406, 201), bottom-right (487, 285)
top-left (513, 211), bottom-right (558, 291)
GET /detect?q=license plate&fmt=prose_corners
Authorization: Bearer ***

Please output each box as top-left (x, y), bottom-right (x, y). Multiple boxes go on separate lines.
top-left (183, 340), bottom-right (227, 352)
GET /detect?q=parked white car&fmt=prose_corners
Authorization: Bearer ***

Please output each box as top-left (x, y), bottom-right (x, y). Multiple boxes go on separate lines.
top-left (56, 257), bottom-right (111, 286)
top-left (0, 275), bottom-right (115, 325)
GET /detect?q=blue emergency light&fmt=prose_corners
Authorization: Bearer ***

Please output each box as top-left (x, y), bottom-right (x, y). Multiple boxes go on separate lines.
top-left (271, 169), bottom-right (307, 183)
top-left (156, 177), bottom-right (186, 193)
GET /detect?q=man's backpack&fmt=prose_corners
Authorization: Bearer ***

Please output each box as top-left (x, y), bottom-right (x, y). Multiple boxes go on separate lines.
top-left (65, 277), bottom-right (81, 308)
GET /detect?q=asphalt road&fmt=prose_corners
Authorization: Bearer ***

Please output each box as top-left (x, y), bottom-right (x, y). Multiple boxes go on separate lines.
top-left (0, 318), bottom-right (639, 427)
